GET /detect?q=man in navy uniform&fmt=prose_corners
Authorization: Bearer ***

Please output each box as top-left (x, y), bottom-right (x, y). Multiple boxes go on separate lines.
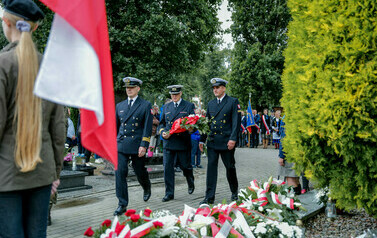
top-left (199, 78), bottom-right (241, 204)
top-left (114, 77), bottom-right (153, 216)
top-left (159, 85), bottom-right (195, 202)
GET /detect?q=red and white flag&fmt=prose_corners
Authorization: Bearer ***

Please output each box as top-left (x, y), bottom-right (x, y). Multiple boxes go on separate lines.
top-left (34, 0), bottom-right (117, 168)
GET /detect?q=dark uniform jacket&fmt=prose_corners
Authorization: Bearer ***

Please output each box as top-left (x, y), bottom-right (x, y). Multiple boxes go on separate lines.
top-left (116, 97), bottom-right (153, 154)
top-left (204, 95), bottom-right (241, 150)
top-left (159, 100), bottom-right (195, 151)
top-left (0, 42), bottom-right (65, 192)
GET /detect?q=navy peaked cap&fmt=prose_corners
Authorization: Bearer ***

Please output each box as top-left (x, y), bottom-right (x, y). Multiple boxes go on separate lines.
top-left (167, 85), bottom-right (183, 94)
top-left (123, 77), bottom-right (142, 87)
top-left (210, 78), bottom-right (228, 87)
top-left (2, 0), bottom-right (44, 22)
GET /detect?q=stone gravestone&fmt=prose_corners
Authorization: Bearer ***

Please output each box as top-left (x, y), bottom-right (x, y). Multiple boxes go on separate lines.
top-left (59, 170), bottom-right (92, 193)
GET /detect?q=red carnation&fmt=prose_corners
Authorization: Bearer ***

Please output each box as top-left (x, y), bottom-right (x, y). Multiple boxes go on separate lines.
top-left (218, 214), bottom-right (232, 224)
top-left (101, 219), bottom-right (112, 227)
top-left (144, 208), bottom-right (152, 217)
top-left (125, 209), bottom-right (136, 216)
top-left (84, 227), bottom-right (94, 237)
top-left (153, 221), bottom-right (164, 228)
top-left (130, 214), bottom-right (140, 222)
top-left (115, 222), bottom-right (125, 235)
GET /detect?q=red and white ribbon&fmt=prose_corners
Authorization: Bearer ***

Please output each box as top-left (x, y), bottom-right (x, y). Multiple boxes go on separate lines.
top-left (262, 115), bottom-right (270, 135)
top-left (118, 224), bottom-right (131, 238)
top-left (130, 221), bottom-right (154, 237)
top-left (232, 208), bottom-right (255, 238)
top-left (271, 192), bottom-right (283, 205)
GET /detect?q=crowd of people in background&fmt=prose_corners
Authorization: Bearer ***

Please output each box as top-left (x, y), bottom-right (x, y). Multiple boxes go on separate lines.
top-left (238, 108), bottom-right (282, 149)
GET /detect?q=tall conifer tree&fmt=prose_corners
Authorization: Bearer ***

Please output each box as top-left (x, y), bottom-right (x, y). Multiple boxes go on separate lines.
top-left (228, 0), bottom-right (290, 109)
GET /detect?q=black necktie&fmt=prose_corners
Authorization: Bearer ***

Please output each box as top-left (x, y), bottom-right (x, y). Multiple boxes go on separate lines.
top-left (128, 99), bottom-right (133, 109)
top-left (218, 99), bottom-right (220, 104)
top-left (175, 103), bottom-right (178, 108)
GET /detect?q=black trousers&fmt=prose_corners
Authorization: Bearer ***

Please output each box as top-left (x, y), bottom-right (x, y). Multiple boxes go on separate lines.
top-left (205, 147), bottom-right (238, 199)
top-left (251, 127), bottom-right (259, 148)
top-left (115, 152), bottom-right (151, 207)
top-left (163, 149), bottom-right (194, 196)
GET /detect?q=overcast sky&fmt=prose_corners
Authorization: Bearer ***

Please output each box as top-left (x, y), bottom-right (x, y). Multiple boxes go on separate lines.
top-left (218, 0), bottom-right (233, 49)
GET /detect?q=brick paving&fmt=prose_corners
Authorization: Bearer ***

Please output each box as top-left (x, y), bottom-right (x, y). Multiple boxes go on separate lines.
top-left (47, 147), bottom-right (280, 238)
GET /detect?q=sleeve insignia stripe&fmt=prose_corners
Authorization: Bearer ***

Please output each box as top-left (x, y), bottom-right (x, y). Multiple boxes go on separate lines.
top-left (142, 137), bottom-right (151, 142)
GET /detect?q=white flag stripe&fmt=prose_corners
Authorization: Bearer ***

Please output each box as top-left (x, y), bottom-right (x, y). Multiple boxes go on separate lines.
top-left (34, 14), bottom-right (104, 125)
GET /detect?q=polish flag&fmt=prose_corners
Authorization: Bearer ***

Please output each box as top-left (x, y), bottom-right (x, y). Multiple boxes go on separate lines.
top-left (34, 0), bottom-right (117, 168)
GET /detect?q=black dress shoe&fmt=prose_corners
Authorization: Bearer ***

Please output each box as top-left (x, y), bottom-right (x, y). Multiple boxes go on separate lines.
top-left (187, 177), bottom-right (195, 194)
top-left (143, 187), bottom-right (151, 202)
top-left (113, 205), bottom-right (127, 216)
top-left (231, 193), bottom-right (238, 201)
top-left (188, 184), bottom-right (195, 194)
top-left (162, 195), bottom-right (174, 202)
top-left (199, 197), bottom-right (214, 205)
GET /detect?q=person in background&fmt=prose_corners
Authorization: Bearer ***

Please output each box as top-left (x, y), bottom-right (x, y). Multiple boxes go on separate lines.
top-left (278, 118), bottom-right (302, 195)
top-left (65, 108), bottom-right (77, 152)
top-left (260, 109), bottom-right (271, 149)
top-left (191, 109), bottom-right (202, 168)
top-left (272, 110), bottom-right (282, 149)
top-left (251, 109), bottom-right (260, 148)
top-left (239, 111), bottom-right (247, 147)
top-left (0, 1), bottom-right (65, 237)
top-left (152, 105), bottom-right (160, 122)
top-left (269, 110), bottom-right (275, 146)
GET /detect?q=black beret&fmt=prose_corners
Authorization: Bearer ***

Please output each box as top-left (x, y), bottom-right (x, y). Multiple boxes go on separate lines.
top-left (3, 0), bottom-right (45, 22)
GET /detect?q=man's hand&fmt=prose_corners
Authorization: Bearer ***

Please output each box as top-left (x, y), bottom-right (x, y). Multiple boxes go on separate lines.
top-left (199, 143), bottom-right (204, 152)
top-left (187, 127), bottom-right (194, 133)
top-left (278, 158), bottom-right (285, 167)
top-left (51, 179), bottom-right (60, 195)
top-left (138, 147), bottom-right (147, 157)
top-left (72, 136), bottom-right (76, 140)
top-left (162, 132), bottom-right (170, 139)
top-left (227, 140), bottom-right (236, 150)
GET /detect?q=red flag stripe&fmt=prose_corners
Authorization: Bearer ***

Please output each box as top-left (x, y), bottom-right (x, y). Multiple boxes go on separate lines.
top-left (39, 0), bottom-right (118, 168)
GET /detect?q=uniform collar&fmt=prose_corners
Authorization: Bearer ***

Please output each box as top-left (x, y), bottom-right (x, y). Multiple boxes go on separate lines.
top-left (217, 93), bottom-right (226, 102)
top-left (128, 95), bottom-right (138, 102)
top-left (173, 98), bottom-right (182, 106)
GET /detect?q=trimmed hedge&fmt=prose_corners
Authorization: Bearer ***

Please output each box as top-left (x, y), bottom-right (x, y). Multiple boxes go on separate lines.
top-left (281, 0), bottom-right (377, 216)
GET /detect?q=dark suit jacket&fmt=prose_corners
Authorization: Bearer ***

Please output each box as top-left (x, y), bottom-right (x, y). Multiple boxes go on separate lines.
top-left (0, 42), bottom-right (65, 192)
top-left (116, 97), bottom-right (153, 154)
top-left (203, 95), bottom-right (241, 150)
top-left (159, 99), bottom-right (195, 151)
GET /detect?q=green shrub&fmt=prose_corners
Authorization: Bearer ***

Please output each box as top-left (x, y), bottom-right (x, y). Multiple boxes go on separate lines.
top-left (281, 0), bottom-right (377, 216)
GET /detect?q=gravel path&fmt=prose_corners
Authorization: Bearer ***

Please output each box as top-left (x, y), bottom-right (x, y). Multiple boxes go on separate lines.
top-left (305, 209), bottom-right (377, 238)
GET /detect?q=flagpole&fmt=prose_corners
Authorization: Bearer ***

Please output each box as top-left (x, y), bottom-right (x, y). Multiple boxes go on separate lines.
top-left (248, 92), bottom-right (251, 148)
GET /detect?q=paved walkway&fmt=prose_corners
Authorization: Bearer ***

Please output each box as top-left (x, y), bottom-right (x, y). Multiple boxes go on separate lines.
top-left (47, 147), bottom-right (280, 238)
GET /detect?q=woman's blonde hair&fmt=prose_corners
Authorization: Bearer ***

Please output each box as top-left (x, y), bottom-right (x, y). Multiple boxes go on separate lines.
top-left (4, 12), bottom-right (42, 172)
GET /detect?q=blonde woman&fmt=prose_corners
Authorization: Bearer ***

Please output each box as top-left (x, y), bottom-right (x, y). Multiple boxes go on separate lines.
top-left (0, 1), bottom-right (65, 237)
